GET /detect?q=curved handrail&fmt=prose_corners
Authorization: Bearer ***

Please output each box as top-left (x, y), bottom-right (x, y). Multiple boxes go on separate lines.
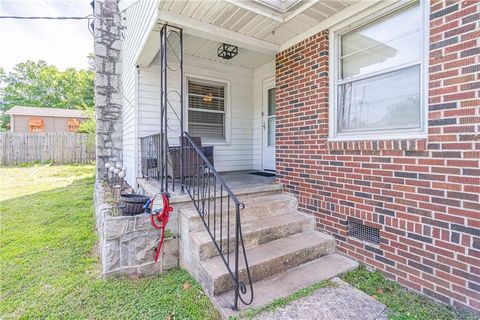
top-left (182, 132), bottom-right (240, 205)
top-left (181, 131), bottom-right (254, 309)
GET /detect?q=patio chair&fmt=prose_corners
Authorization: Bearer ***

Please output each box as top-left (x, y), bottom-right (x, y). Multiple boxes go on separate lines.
top-left (167, 136), bottom-right (214, 179)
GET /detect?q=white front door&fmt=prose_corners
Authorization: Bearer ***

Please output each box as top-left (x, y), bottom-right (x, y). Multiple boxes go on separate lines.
top-left (262, 79), bottom-right (276, 171)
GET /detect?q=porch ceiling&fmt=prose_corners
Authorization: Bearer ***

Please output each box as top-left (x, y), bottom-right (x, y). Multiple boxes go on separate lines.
top-left (156, 0), bottom-right (387, 55)
top-left (183, 34), bottom-right (274, 69)
top-left (159, 0), bottom-right (356, 46)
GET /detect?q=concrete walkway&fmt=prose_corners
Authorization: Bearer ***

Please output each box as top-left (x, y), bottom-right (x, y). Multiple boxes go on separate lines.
top-left (253, 278), bottom-right (387, 320)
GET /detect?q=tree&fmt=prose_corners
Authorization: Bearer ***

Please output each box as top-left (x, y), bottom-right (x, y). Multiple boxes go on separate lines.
top-left (0, 60), bottom-right (94, 131)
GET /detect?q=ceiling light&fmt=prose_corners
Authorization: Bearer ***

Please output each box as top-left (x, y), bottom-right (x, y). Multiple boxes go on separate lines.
top-left (217, 44), bottom-right (238, 60)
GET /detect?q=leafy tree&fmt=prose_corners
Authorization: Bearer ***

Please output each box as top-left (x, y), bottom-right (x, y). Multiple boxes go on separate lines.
top-left (0, 60), bottom-right (94, 131)
top-left (78, 108), bottom-right (96, 135)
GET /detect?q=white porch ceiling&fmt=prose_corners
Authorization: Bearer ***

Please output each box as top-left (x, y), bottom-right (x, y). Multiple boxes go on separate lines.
top-left (152, 0), bottom-right (384, 69)
top-left (183, 34), bottom-right (275, 69)
top-left (159, 0), bottom-right (355, 46)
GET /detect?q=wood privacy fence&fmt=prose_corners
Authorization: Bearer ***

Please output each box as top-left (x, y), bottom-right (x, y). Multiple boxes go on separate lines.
top-left (0, 132), bottom-right (95, 165)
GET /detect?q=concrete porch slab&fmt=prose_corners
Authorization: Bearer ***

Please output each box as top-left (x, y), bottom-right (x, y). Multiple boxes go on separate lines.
top-left (137, 170), bottom-right (281, 203)
top-left (253, 277), bottom-right (387, 320)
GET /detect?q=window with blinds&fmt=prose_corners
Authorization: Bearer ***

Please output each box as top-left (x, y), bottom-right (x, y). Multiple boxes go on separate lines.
top-left (188, 80), bottom-right (226, 141)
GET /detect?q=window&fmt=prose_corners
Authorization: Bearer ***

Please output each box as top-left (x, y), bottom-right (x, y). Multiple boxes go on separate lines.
top-left (331, 3), bottom-right (425, 140)
top-left (28, 118), bottom-right (44, 133)
top-left (68, 118), bottom-right (80, 132)
top-left (267, 88), bottom-right (276, 146)
top-left (188, 79), bottom-right (226, 142)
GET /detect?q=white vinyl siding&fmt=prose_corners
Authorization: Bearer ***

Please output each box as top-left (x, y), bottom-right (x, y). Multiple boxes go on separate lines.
top-left (137, 54), bottom-right (255, 172)
top-left (119, 0), bottom-right (160, 188)
top-left (330, 2), bottom-right (427, 141)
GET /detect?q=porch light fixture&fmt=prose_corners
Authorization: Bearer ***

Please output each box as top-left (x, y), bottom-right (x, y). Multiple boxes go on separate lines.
top-left (217, 43), bottom-right (238, 60)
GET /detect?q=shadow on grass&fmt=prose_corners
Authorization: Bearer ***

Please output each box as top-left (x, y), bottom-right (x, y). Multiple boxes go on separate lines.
top-left (0, 175), bottom-right (218, 320)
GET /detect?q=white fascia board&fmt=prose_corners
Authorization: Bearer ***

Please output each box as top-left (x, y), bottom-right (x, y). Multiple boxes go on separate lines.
top-left (158, 10), bottom-right (280, 55)
top-left (118, 0), bottom-right (136, 12)
top-left (137, 31), bottom-right (160, 67)
top-left (224, 0), bottom-right (284, 22)
top-left (279, 0), bottom-right (396, 51)
top-left (132, 4), bottom-right (162, 66)
top-left (284, 0), bottom-right (320, 22)
top-left (225, 0), bottom-right (319, 23)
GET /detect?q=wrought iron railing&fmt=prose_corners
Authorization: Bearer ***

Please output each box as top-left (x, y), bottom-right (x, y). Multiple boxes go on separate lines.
top-left (181, 132), bottom-right (253, 309)
top-left (140, 133), bottom-right (161, 182)
top-left (142, 24), bottom-right (253, 309)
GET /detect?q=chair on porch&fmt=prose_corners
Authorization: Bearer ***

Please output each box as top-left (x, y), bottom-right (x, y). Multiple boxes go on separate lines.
top-left (167, 136), bottom-right (214, 179)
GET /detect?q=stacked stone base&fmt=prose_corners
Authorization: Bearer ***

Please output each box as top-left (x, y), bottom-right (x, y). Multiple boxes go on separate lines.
top-left (94, 182), bottom-right (178, 277)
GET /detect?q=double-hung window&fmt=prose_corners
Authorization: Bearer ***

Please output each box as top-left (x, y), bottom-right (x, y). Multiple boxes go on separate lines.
top-left (187, 79), bottom-right (226, 142)
top-left (331, 3), bottom-right (425, 140)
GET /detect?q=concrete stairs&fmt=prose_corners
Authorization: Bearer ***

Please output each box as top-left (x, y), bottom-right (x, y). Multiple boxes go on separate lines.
top-left (179, 188), bottom-right (358, 318)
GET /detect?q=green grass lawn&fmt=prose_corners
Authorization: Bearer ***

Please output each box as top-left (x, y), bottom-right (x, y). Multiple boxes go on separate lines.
top-left (341, 266), bottom-right (477, 320)
top-left (0, 164), bottom-right (218, 320)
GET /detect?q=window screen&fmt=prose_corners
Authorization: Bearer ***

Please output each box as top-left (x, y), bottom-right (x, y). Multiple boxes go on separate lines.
top-left (335, 4), bottom-right (422, 135)
top-left (188, 80), bottom-right (225, 141)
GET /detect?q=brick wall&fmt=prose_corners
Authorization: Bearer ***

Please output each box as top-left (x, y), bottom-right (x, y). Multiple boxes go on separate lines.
top-left (276, 0), bottom-right (479, 311)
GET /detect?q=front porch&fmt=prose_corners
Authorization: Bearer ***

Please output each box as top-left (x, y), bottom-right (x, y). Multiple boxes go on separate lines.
top-left (137, 170), bottom-right (279, 200)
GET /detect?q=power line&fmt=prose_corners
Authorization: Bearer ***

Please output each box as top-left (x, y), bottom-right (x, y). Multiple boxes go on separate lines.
top-left (0, 15), bottom-right (93, 20)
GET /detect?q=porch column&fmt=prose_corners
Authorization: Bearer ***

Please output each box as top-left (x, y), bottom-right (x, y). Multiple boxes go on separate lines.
top-left (93, 0), bottom-right (123, 180)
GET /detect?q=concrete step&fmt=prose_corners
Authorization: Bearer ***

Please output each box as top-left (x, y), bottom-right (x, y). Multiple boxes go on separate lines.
top-left (213, 253), bottom-right (359, 317)
top-left (170, 181), bottom-right (282, 204)
top-left (200, 231), bottom-right (336, 296)
top-left (181, 193), bottom-right (298, 232)
top-left (190, 211), bottom-right (315, 260)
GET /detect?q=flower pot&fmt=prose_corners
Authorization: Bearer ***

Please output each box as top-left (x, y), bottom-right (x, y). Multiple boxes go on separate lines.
top-left (120, 194), bottom-right (150, 215)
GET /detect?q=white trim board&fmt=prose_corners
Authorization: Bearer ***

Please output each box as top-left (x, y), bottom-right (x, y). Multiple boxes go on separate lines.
top-left (279, 0), bottom-right (401, 51)
top-left (224, 0), bottom-right (320, 23)
top-left (158, 10), bottom-right (280, 55)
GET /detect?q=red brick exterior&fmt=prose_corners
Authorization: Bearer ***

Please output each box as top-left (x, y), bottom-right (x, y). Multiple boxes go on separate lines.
top-left (276, 0), bottom-right (480, 311)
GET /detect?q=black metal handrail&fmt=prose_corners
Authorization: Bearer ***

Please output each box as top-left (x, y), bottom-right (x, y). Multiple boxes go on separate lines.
top-left (149, 24), bottom-right (253, 309)
top-left (181, 131), bottom-right (253, 309)
top-left (140, 133), bottom-right (161, 182)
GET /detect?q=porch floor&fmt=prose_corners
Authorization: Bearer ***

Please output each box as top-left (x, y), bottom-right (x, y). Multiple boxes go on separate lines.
top-left (137, 170), bottom-right (280, 203)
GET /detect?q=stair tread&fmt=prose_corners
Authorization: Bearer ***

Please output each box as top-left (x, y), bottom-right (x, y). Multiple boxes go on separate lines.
top-left (201, 230), bottom-right (334, 280)
top-left (190, 211), bottom-right (313, 246)
top-left (180, 193), bottom-right (297, 219)
top-left (170, 182), bottom-right (282, 204)
top-left (214, 253), bottom-right (359, 315)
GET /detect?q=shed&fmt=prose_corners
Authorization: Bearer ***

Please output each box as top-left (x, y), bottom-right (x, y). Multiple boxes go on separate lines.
top-left (6, 106), bottom-right (88, 133)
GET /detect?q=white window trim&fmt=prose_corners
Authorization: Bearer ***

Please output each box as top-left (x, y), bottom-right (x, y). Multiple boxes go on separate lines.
top-left (328, 0), bottom-right (429, 142)
top-left (185, 75), bottom-right (231, 146)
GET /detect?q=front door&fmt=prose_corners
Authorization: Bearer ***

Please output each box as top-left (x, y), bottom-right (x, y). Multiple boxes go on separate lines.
top-left (262, 79), bottom-right (276, 171)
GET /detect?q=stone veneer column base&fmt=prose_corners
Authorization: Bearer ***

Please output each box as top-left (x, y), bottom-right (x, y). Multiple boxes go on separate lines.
top-left (94, 181), bottom-right (178, 277)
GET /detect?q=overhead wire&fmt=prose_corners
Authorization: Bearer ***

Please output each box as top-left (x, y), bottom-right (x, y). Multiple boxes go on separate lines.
top-left (0, 15), bottom-right (93, 20)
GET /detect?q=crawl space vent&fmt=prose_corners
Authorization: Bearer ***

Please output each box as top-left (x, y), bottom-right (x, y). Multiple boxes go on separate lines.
top-left (348, 219), bottom-right (380, 245)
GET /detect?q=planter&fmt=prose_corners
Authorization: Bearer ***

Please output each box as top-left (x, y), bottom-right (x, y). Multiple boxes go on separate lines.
top-left (120, 194), bottom-right (150, 215)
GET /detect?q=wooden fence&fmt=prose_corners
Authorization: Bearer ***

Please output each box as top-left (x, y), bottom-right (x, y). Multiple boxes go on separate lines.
top-left (0, 132), bottom-right (95, 165)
